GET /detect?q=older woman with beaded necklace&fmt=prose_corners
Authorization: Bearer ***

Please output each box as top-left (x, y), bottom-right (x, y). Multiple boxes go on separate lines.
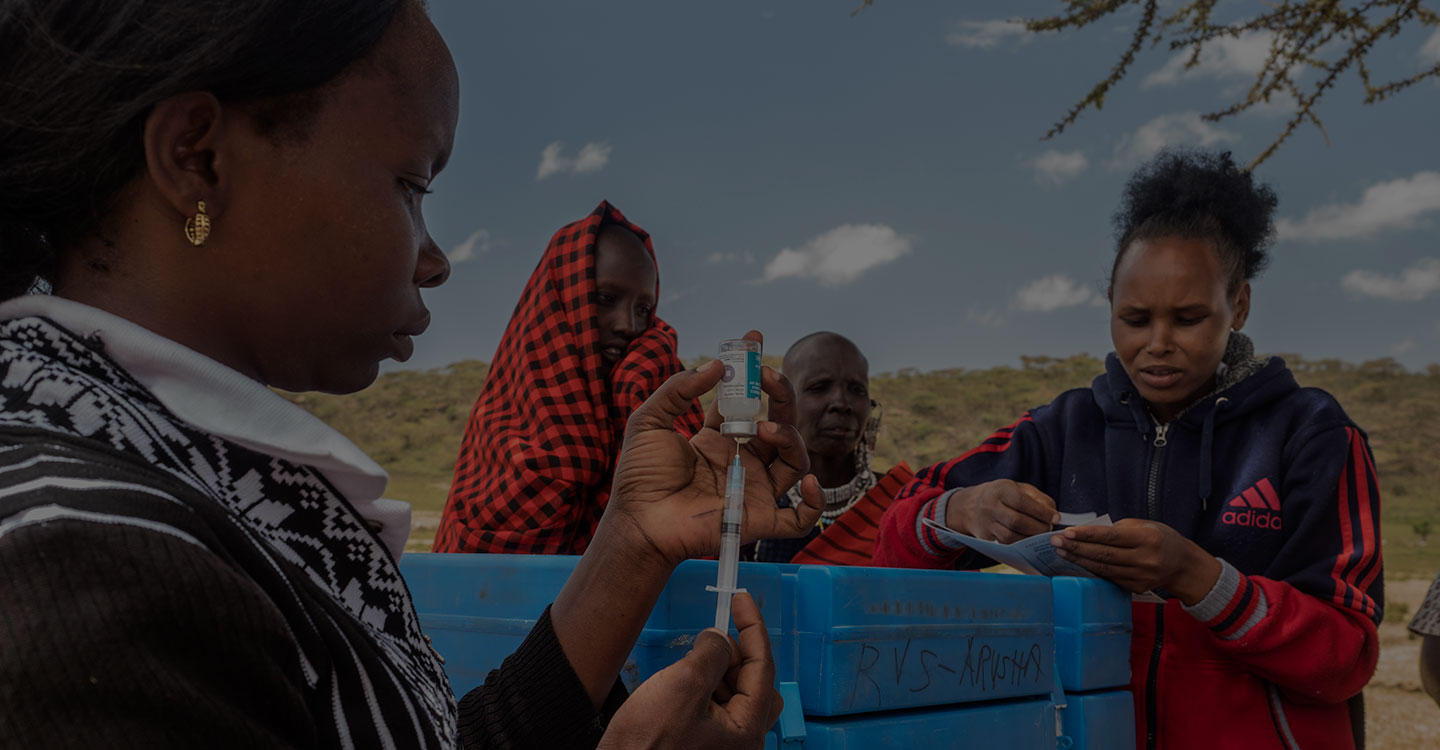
top-left (750, 332), bottom-right (915, 565)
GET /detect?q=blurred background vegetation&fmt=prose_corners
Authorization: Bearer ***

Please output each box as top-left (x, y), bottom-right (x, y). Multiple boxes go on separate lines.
top-left (282, 353), bottom-right (1439, 579)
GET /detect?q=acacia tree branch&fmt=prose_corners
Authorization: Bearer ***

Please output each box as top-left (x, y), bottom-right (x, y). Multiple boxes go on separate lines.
top-left (1037, 0), bottom-right (1159, 140)
top-left (853, 0), bottom-right (1438, 168)
top-left (1245, 0), bottom-right (1417, 168)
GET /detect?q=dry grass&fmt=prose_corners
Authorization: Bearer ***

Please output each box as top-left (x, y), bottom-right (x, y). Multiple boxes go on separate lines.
top-left (1367, 577), bottom-right (1439, 749)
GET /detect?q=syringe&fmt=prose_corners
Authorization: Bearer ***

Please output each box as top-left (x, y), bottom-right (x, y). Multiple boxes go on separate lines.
top-left (707, 442), bottom-right (748, 630)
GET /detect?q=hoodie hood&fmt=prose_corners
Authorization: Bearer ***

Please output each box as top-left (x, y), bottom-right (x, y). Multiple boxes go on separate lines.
top-left (1092, 331), bottom-right (1300, 507)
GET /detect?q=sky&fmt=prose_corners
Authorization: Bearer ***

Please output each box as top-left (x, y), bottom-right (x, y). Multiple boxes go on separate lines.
top-left (400, 0), bottom-right (1440, 376)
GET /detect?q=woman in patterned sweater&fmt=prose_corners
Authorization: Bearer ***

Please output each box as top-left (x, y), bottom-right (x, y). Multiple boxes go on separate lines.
top-left (0, 1), bottom-right (820, 748)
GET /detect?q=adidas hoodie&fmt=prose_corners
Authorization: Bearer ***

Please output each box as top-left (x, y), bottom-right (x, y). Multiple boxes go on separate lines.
top-left (873, 339), bottom-right (1383, 750)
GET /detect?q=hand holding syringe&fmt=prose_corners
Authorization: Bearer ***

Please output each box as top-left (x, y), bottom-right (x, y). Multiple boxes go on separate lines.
top-left (554, 331), bottom-right (823, 747)
top-left (607, 333), bottom-right (820, 632)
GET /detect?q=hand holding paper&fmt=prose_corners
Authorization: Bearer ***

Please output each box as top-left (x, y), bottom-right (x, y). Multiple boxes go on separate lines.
top-left (921, 513), bottom-right (1112, 577)
top-left (941, 480), bottom-right (1059, 544)
top-left (1050, 518), bottom-right (1222, 606)
top-left (921, 513), bottom-right (1167, 602)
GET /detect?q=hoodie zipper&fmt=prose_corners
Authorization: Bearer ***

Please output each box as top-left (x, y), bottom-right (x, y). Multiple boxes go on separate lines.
top-left (1146, 423), bottom-right (1169, 520)
top-left (1144, 423), bottom-right (1169, 750)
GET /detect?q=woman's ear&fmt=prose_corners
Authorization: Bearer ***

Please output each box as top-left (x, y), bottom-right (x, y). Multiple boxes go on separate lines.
top-left (1230, 281), bottom-right (1252, 332)
top-left (141, 92), bottom-right (229, 227)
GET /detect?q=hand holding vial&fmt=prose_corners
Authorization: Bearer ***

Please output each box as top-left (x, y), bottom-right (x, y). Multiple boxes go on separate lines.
top-left (603, 330), bottom-right (822, 570)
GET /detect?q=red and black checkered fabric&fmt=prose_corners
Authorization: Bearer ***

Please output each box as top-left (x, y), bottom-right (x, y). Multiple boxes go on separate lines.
top-left (433, 201), bottom-right (703, 554)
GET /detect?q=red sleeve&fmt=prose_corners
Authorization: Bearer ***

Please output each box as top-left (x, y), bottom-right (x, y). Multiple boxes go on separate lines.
top-left (1183, 572), bottom-right (1378, 704)
top-left (873, 413), bottom-right (1045, 570)
top-left (872, 486), bottom-right (958, 568)
top-left (1181, 425), bottom-right (1382, 703)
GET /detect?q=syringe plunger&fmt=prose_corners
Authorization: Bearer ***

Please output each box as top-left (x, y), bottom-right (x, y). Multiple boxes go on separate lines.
top-left (708, 452), bottom-right (747, 630)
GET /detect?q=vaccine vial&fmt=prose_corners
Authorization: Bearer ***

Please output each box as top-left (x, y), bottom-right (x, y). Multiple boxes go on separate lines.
top-left (717, 339), bottom-right (762, 438)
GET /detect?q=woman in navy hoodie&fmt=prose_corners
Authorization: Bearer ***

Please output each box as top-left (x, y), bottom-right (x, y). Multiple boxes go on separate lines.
top-left (874, 150), bottom-right (1381, 750)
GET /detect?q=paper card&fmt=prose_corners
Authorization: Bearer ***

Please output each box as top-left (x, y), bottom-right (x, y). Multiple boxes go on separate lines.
top-left (1057, 511), bottom-right (1100, 527)
top-left (921, 514), bottom-right (1109, 577)
top-left (920, 514), bottom-right (1165, 603)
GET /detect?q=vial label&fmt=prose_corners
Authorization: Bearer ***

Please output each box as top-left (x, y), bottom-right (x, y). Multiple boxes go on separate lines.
top-left (718, 349), bottom-right (761, 400)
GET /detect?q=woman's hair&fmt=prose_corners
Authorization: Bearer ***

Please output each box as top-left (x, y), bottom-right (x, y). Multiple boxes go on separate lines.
top-left (0, 0), bottom-right (403, 299)
top-left (1110, 149), bottom-right (1279, 295)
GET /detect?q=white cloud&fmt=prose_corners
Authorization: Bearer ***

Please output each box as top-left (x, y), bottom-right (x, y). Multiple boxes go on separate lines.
top-left (1015, 275), bottom-right (1104, 312)
top-left (537, 143), bottom-right (568, 180)
top-left (1342, 258), bottom-right (1440, 302)
top-left (536, 141), bottom-right (611, 180)
top-left (1110, 112), bottom-right (1240, 169)
top-left (756, 224), bottom-right (914, 286)
top-left (1421, 28), bottom-right (1440, 63)
top-left (1391, 339), bottom-right (1416, 355)
top-left (946, 19), bottom-right (1031, 49)
top-left (1142, 31), bottom-right (1277, 88)
top-left (1031, 149), bottom-right (1089, 187)
top-left (572, 142), bottom-right (611, 174)
top-left (1277, 172), bottom-right (1440, 241)
top-left (448, 229), bottom-right (500, 264)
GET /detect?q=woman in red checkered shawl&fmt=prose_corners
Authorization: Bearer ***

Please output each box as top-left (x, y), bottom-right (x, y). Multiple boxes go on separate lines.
top-left (434, 201), bottom-right (704, 554)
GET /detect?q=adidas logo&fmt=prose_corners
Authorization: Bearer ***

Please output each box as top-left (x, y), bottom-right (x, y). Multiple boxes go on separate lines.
top-left (1221, 478), bottom-right (1282, 530)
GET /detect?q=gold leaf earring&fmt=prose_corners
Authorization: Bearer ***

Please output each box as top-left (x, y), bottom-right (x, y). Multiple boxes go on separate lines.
top-left (184, 200), bottom-right (211, 247)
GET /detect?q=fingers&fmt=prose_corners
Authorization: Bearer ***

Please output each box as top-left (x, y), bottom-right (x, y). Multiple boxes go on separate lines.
top-left (1050, 531), bottom-right (1157, 590)
top-left (795, 474), bottom-right (822, 517)
top-left (767, 683), bottom-right (785, 728)
top-left (955, 482), bottom-right (1055, 542)
top-left (683, 626), bottom-right (739, 694)
top-left (747, 423), bottom-right (820, 537)
top-left (712, 675), bottom-right (734, 704)
top-left (739, 366), bottom-right (791, 467)
top-left (984, 519), bottom-right (1033, 545)
top-left (729, 593), bottom-right (769, 665)
top-left (954, 481), bottom-right (1058, 542)
top-left (1058, 523), bottom-right (1144, 548)
top-left (1052, 553), bottom-right (1147, 592)
top-left (750, 421), bottom-right (809, 490)
top-left (721, 593), bottom-right (780, 731)
top-left (760, 366), bottom-right (797, 427)
top-left (1012, 483), bottom-right (1061, 525)
top-left (710, 592), bottom-right (767, 705)
top-left (630, 361), bottom-right (724, 438)
top-left (702, 389), bottom-right (723, 431)
top-left (1050, 538), bottom-right (1130, 576)
top-left (707, 624), bottom-right (743, 703)
top-left (987, 504), bottom-right (1053, 541)
top-left (1051, 535), bottom-right (1134, 566)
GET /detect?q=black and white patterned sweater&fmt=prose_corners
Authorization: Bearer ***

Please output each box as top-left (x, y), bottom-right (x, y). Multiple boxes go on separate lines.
top-left (0, 298), bottom-right (617, 749)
